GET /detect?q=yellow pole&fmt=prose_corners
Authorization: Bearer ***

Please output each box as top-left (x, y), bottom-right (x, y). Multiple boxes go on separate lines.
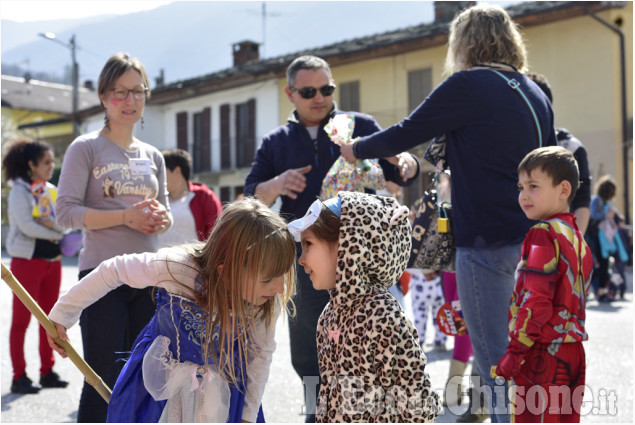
top-left (1, 262), bottom-right (111, 403)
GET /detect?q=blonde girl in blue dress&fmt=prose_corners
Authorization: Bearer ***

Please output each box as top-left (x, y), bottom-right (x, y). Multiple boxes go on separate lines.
top-left (47, 197), bottom-right (296, 422)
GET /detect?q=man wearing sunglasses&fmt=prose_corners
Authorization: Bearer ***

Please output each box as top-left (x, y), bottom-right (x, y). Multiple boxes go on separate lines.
top-left (244, 55), bottom-right (420, 422)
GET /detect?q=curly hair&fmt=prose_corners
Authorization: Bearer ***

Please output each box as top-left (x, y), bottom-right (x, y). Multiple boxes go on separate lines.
top-left (2, 138), bottom-right (53, 183)
top-left (445, 4), bottom-right (528, 75)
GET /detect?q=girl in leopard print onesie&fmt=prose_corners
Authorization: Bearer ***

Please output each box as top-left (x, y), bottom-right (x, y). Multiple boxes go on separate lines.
top-left (289, 191), bottom-right (441, 422)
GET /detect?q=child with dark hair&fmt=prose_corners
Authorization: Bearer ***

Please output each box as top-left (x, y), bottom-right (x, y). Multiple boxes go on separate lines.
top-left (588, 175), bottom-right (629, 301)
top-left (494, 146), bottom-right (593, 422)
top-left (2, 139), bottom-right (69, 394)
top-left (289, 191), bottom-right (440, 422)
top-left (160, 148), bottom-right (222, 245)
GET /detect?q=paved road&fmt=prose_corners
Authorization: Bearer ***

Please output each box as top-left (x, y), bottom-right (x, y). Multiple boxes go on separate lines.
top-left (1, 250), bottom-right (632, 422)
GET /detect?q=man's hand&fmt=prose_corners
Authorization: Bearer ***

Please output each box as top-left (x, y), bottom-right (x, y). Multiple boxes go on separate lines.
top-left (386, 153), bottom-right (417, 182)
top-left (273, 165), bottom-right (312, 199)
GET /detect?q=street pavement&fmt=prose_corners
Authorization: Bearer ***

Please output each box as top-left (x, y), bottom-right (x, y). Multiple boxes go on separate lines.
top-left (1, 250), bottom-right (633, 423)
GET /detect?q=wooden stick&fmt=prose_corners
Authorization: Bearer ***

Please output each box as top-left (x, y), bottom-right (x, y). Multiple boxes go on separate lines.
top-left (1, 262), bottom-right (111, 403)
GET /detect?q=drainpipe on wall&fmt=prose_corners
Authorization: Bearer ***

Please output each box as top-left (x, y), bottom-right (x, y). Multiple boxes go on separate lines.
top-left (583, 5), bottom-right (630, 224)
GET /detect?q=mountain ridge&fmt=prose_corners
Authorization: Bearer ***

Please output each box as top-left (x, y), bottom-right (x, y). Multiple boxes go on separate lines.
top-left (1, 1), bottom-right (438, 87)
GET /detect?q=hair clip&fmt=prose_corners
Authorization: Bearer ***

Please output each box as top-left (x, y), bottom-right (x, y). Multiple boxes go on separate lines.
top-left (246, 227), bottom-right (287, 251)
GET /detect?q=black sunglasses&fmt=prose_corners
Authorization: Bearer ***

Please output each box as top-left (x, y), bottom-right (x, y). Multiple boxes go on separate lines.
top-left (290, 84), bottom-right (336, 99)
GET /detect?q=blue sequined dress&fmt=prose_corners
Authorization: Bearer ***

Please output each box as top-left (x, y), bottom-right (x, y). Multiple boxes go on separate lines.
top-left (106, 288), bottom-right (266, 422)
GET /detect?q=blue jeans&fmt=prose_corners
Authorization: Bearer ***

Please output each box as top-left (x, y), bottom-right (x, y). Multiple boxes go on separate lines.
top-left (455, 243), bottom-right (522, 423)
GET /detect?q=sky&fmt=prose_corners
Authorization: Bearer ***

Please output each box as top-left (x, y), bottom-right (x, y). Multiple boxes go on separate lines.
top-left (1, 0), bottom-right (523, 23)
top-left (0, 0), bottom-right (176, 22)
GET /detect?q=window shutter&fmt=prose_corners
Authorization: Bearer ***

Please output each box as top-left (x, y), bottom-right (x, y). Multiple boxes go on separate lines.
top-left (176, 112), bottom-right (187, 151)
top-left (339, 81), bottom-right (360, 111)
top-left (201, 107), bottom-right (211, 171)
top-left (235, 99), bottom-right (257, 168)
top-left (408, 68), bottom-right (432, 112)
top-left (193, 112), bottom-right (202, 172)
top-left (245, 98), bottom-right (256, 168)
top-left (235, 103), bottom-right (245, 167)
top-left (220, 104), bottom-right (231, 170)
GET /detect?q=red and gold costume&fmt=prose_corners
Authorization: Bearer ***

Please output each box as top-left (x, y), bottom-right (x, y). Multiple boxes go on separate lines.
top-left (500, 213), bottom-right (593, 422)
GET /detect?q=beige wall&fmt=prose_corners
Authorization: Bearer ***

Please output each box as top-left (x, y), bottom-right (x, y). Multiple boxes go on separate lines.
top-left (524, 5), bottom-right (633, 218)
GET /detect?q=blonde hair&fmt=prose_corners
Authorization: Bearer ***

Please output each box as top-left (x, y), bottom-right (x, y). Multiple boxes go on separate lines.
top-left (444, 4), bottom-right (528, 75)
top-left (174, 197), bottom-right (296, 386)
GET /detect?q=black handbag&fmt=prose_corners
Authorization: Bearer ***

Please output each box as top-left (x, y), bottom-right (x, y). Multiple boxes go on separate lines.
top-left (407, 179), bottom-right (455, 271)
top-left (424, 135), bottom-right (448, 170)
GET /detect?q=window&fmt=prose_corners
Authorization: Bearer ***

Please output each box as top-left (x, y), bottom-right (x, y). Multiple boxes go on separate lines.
top-left (339, 81), bottom-right (360, 111)
top-left (408, 68), bottom-right (432, 113)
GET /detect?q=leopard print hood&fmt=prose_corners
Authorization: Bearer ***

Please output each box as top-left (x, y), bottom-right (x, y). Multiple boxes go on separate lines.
top-left (315, 192), bottom-right (440, 422)
top-left (331, 191), bottom-right (411, 307)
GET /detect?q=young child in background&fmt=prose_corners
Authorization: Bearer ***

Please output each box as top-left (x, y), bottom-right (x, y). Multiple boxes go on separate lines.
top-left (47, 198), bottom-right (297, 423)
top-left (494, 146), bottom-right (593, 422)
top-left (408, 269), bottom-right (447, 349)
top-left (589, 175), bottom-right (629, 301)
top-left (289, 191), bottom-right (441, 422)
top-left (159, 148), bottom-right (223, 246)
top-left (3, 139), bottom-right (69, 393)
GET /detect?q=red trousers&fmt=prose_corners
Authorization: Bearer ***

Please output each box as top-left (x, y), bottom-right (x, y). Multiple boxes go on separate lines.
top-left (9, 257), bottom-right (62, 380)
top-left (510, 342), bottom-right (585, 423)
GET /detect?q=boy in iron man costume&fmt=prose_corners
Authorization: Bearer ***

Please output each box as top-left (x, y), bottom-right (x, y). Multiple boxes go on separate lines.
top-left (494, 146), bottom-right (593, 422)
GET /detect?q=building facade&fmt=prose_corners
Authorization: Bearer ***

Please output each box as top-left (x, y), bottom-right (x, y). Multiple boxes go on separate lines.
top-left (8, 1), bottom-right (629, 218)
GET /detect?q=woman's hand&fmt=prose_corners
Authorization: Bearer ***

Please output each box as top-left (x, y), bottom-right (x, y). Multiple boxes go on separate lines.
top-left (386, 153), bottom-right (417, 182)
top-left (146, 199), bottom-right (171, 234)
top-left (339, 143), bottom-right (357, 163)
top-left (123, 199), bottom-right (168, 235)
top-left (46, 322), bottom-right (69, 358)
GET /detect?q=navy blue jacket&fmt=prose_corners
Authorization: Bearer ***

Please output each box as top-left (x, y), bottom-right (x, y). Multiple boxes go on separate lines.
top-left (354, 69), bottom-right (558, 248)
top-left (244, 107), bottom-right (418, 222)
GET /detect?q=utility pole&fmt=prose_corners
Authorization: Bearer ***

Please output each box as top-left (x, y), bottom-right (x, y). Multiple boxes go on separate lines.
top-left (38, 32), bottom-right (80, 138)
